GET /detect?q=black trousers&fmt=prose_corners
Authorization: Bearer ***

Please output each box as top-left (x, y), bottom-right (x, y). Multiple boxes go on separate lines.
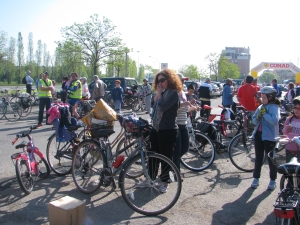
top-left (26, 84), bottom-right (32, 94)
top-left (38, 98), bottom-right (51, 124)
top-left (148, 129), bottom-right (178, 182)
top-left (253, 131), bottom-right (277, 180)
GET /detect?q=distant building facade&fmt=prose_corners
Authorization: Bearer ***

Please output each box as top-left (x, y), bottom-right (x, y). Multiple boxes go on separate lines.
top-left (221, 47), bottom-right (251, 78)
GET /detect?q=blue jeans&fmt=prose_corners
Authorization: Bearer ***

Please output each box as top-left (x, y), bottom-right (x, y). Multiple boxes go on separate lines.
top-left (173, 125), bottom-right (189, 170)
top-left (114, 100), bottom-right (121, 113)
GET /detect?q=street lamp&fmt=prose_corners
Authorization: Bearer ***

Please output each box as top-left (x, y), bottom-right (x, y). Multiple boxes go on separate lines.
top-left (149, 56), bottom-right (160, 71)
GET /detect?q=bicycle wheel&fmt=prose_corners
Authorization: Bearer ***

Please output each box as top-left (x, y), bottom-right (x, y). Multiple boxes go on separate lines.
top-left (15, 159), bottom-right (34, 194)
top-left (131, 99), bottom-right (140, 112)
top-left (4, 102), bottom-right (22, 121)
top-left (228, 133), bottom-right (256, 172)
top-left (78, 128), bottom-right (92, 141)
top-left (0, 102), bottom-right (5, 120)
top-left (182, 131), bottom-right (215, 172)
top-left (72, 139), bottom-right (104, 194)
top-left (33, 152), bottom-right (51, 179)
top-left (46, 133), bottom-right (73, 176)
top-left (120, 152), bottom-right (182, 216)
top-left (21, 99), bottom-right (33, 117)
top-left (280, 174), bottom-right (300, 190)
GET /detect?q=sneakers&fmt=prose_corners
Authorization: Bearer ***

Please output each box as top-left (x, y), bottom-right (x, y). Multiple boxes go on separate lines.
top-left (36, 123), bottom-right (42, 128)
top-left (158, 182), bottom-right (169, 193)
top-left (268, 180), bottom-right (276, 190)
top-left (136, 179), bottom-right (151, 188)
top-left (251, 178), bottom-right (259, 189)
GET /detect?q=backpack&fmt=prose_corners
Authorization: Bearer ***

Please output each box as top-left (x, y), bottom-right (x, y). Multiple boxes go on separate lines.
top-left (195, 122), bottom-right (217, 144)
top-left (296, 87), bottom-right (300, 97)
top-left (22, 76), bottom-right (27, 84)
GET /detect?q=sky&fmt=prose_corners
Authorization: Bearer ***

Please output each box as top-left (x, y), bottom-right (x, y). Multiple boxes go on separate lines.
top-left (1, 0), bottom-right (300, 75)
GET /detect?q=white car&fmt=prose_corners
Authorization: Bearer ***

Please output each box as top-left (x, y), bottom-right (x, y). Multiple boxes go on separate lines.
top-left (211, 84), bottom-right (221, 97)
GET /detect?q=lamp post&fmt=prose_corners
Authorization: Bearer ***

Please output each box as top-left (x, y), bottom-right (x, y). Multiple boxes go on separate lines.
top-left (149, 56), bottom-right (160, 71)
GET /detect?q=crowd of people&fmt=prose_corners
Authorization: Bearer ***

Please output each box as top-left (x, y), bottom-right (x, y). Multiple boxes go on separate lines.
top-left (23, 68), bottom-right (300, 193)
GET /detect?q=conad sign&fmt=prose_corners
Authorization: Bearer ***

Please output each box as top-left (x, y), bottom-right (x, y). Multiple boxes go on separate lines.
top-left (267, 63), bottom-right (290, 68)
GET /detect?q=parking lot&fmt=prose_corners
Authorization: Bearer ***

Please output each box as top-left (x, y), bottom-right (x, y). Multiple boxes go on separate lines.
top-left (0, 97), bottom-right (280, 225)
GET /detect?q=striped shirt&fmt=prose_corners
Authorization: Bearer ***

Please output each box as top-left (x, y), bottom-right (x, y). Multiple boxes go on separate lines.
top-left (176, 91), bottom-right (188, 125)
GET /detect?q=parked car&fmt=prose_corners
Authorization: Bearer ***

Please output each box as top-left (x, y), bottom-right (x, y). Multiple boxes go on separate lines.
top-left (211, 82), bottom-right (223, 95)
top-left (184, 81), bottom-right (201, 95)
top-left (89, 77), bottom-right (138, 95)
top-left (211, 83), bottom-right (221, 97)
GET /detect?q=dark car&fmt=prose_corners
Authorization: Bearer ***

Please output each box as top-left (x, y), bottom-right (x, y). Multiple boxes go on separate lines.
top-left (184, 81), bottom-right (201, 95)
top-left (89, 77), bottom-right (138, 93)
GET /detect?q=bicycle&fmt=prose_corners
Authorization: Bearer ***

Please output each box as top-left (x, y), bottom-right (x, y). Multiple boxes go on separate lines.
top-left (71, 117), bottom-right (182, 216)
top-left (11, 126), bottom-right (50, 194)
top-left (76, 98), bottom-right (96, 117)
top-left (269, 136), bottom-right (300, 224)
top-left (10, 89), bottom-right (33, 117)
top-left (1, 89), bottom-right (22, 121)
top-left (131, 94), bottom-right (149, 112)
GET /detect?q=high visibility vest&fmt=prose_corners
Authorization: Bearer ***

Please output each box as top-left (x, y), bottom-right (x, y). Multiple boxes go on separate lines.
top-left (38, 79), bottom-right (52, 98)
top-left (69, 79), bottom-right (82, 99)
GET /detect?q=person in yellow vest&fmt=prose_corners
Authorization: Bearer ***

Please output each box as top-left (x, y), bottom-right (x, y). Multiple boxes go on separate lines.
top-left (67, 72), bottom-right (82, 120)
top-left (37, 71), bottom-right (54, 127)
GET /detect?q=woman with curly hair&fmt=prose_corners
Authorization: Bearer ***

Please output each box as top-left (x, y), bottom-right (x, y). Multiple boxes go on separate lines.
top-left (137, 69), bottom-right (182, 193)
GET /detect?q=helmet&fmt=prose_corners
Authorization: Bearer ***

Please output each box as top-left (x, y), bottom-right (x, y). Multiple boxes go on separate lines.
top-left (143, 78), bottom-right (148, 82)
top-left (80, 77), bottom-right (87, 81)
top-left (258, 86), bottom-right (277, 95)
top-left (177, 73), bottom-right (188, 80)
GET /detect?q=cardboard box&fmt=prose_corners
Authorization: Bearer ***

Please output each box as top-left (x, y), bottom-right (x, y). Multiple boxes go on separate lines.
top-left (48, 196), bottom-right (86, 225)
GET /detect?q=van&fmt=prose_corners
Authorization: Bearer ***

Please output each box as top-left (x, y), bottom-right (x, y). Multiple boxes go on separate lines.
top-left (89, 77), bottom-right (138, 94)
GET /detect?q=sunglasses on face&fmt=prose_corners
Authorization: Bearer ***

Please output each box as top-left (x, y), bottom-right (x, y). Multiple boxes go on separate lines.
top-left (157, 78), bottom-right (166, 83)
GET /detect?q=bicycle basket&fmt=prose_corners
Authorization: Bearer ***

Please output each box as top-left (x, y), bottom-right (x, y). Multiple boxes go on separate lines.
top-left (268, 148), bottom-right (286, 168)
top-left (89, 121), bottom-right (114, 138)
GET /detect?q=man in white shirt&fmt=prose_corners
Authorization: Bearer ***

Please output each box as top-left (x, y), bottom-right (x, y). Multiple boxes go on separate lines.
top-left (25, 70), bottom-right (34, 94)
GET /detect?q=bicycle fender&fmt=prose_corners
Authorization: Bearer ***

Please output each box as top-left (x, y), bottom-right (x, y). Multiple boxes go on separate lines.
top-left (33, 147), bottom-right (45, 159)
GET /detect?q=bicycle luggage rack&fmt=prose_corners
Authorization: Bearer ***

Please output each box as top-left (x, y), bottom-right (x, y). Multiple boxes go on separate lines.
top-left (274, 189), bottom-right (299, 209)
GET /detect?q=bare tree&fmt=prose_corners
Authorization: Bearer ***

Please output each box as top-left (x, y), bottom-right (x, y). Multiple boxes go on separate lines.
top-left (27, 32), bottom-right (34, 63)
top-left (0, 30), bottom-right (7, 62)
top-left (35, 40), bottom-right (43, 77)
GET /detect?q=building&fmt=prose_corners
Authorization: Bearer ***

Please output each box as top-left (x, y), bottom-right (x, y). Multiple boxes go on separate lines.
top-left (221, 47), bottom-right (251, 78)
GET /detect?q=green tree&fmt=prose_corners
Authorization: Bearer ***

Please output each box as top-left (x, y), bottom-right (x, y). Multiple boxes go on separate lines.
top-left (27, 32), bottom-right (34, 75)
top-left (178, 64), bottom-right (202, 80)
top-left (60, 14), bottom-right (127, 75)
top-left (218, 56), bottom-right (240, 80)
top-left (258, 72), bottom-right (276, 84)
top-left (6, 37), bottom-right (16, 84)
top-left (17, 32), bottom-right (24, 84)
top-left (0, 30), bottom-right (7, 63)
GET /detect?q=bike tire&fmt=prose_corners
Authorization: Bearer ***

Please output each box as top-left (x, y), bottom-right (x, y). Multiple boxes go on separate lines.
top-left (279, 174), bottom-right (300, 191)
top-left (182, 131), bottom-right (215, 172)
top-left (72, 139), bottom-right (104, 194)
top-left (131, 99), bottom-right (141, 112)
top-left (15, 159), bottom-right (34, 194)
top-left (116, 136), bottom-right (146, 179)
top-left (228, 133), bottom-right (256, 172)
top-left (0, 102), bottom-right (5, 120)
top-left (46, 133), bottom-right (73, 176)
top-left (34, 153), bottom-right (51, 179)
top-left (120, 152), bottom-right (182, 216)
top-left (4, 102), bottom-right (22, 121)
top-left (20, 99), bottom-right (33, 117)
top-left (275, 218), bottom-right (296, 225)
top-left (78, 128), bottom-right (92, 141)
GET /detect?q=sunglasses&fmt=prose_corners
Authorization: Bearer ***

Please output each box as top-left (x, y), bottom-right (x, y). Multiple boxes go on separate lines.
top-left (157, 78), bottom-right (166, 83)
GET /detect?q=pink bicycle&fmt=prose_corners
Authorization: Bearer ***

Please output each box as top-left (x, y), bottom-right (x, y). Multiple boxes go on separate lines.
top-left (11, 126), bottom-right (50, 194)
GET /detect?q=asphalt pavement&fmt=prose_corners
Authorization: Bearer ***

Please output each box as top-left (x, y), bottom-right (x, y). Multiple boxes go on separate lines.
top-left (0, 96), bottom-right (280, 225)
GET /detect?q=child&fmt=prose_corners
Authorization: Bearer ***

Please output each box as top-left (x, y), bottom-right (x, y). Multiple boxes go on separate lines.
top-left (250, 86), bottom-right (280, 190)
top-left (282, 96), bottom-right (300, 161)
top-left (186, 84), bottom-right (200, 120)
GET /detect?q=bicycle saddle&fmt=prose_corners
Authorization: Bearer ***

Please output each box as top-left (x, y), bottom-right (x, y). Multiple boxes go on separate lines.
top-left (95, 129), bottom-right (115, 138)
top-left (15, 143), bottom-right (26, 149)
top-left (213, 120), bottom-right (235, 125)
top-left (278, 157), bottom-right (300, 175)
top-left (203, 105), bottom-right (212, 110)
